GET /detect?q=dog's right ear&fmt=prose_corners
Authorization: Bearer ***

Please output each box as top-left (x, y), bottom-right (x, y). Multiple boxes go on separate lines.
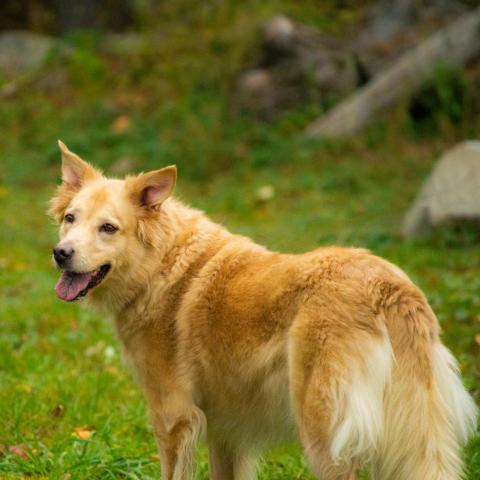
top-left (58, 140), bottom-right (101, 188)
top-left (49, 141), bottom-right (101, 222)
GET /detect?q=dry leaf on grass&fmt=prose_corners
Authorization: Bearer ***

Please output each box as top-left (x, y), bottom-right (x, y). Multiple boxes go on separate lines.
top-left (0, 443), bottom-right (29, 459)
top-left (72, 425), bottom-right (95, 440)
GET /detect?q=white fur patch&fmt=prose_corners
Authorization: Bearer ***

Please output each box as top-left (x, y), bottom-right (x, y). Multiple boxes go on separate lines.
top-left (330, 334), bottom-right (393, 463)
top-left (432, 344), bottom-right (477, 445)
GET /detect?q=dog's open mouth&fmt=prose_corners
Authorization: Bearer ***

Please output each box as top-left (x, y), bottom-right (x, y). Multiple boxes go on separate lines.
top-left (55, 264), bottom-right (111, 302)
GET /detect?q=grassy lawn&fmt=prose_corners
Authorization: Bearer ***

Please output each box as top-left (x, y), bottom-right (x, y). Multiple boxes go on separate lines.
top-left (1, 127), bottom-right (479, 478)
top-left (1, 1), bottom-right (480, 477)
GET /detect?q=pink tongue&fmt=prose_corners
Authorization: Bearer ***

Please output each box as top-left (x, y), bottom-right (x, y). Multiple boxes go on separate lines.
top-left (55, 271), bottom-right (94, 301)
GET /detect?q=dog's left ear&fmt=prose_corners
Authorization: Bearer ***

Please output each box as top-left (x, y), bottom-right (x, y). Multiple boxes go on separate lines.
top-left (126, 166), bottom-right (177, 209)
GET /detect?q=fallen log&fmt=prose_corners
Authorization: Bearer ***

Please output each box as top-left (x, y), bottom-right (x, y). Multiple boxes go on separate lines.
top-left (306, 6), bottom-right (480, 138)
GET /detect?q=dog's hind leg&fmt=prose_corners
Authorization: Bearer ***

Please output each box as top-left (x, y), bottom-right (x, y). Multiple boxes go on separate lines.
top-left (289, 306), bottom-right (393, 480)
top-left (209, 443), bottom-right (257, 480)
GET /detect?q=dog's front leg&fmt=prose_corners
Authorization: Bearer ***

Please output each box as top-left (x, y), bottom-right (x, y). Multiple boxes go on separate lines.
top-left (124, 323), bottom-right (206, 478)
top-left (151, 399), bottom-right (206, 480)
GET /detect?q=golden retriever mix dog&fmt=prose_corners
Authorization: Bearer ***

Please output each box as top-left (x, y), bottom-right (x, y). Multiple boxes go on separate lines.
top-left (50, 141), bottom-right (477, 480)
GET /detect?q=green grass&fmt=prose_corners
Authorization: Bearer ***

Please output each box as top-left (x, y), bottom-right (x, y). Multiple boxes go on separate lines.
top-left (1, 1), bottom-right (480, 477)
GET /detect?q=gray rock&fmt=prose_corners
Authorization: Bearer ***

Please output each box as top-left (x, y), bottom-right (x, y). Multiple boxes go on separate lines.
top-left (0, 31), bottom-right (56, 77)
top-left (232, 15), bottom-right (356, 119)
top-left (264, 15), bottom-right (295, 48)
top-left (403, 141), bottom-right (480, 237)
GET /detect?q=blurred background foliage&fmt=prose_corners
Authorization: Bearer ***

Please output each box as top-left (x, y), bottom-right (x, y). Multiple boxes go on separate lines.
top-left (1, 1), bottom-right (480, 478)
top-left (1, 0), bottom-right (480, 185)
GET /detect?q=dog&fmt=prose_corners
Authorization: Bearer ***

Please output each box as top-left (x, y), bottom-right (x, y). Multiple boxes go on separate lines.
top-left (50, 140), bottom-right (477, 480)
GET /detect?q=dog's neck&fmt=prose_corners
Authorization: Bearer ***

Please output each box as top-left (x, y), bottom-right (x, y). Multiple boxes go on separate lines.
top-left (89, 198), bottom-right (228, 333)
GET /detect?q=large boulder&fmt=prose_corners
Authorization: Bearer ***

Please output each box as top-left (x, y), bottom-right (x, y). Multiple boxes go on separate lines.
top-left (403, 141), bottom-right (480, 237)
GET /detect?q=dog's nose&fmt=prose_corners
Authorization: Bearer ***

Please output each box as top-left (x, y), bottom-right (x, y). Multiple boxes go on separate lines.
top-left (53, 245), bottom-right (74, 266)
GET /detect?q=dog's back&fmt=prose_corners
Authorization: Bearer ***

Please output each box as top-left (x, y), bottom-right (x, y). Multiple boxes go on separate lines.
top-left (155, 237), bottom-right (477, 479)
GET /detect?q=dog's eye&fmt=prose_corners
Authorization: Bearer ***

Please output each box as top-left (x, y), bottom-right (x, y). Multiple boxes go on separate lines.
top-left (100, 223), bottom-right (118, 234)
top-left (64, 213), bottom-right (75, 223)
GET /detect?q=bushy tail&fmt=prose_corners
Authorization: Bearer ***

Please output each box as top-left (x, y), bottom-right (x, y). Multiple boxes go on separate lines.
top-left (372, 298), bottom-right (477, 480)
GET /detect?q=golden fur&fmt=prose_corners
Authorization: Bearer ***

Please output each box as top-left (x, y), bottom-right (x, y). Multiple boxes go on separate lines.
top-left (50, 142), bottom-right (477, 479)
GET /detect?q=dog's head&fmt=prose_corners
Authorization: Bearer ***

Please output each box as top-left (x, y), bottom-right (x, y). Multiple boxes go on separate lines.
top-left (49, 141), bottom-right (176, 303)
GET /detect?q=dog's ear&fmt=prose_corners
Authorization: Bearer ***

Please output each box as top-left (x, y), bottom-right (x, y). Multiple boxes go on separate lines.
top-left (58, 140), bottom-right (101, 188)
top-left (49, 141), bottom-right (102, 222)
top-left (126, 166), bottom-right (177, 209)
